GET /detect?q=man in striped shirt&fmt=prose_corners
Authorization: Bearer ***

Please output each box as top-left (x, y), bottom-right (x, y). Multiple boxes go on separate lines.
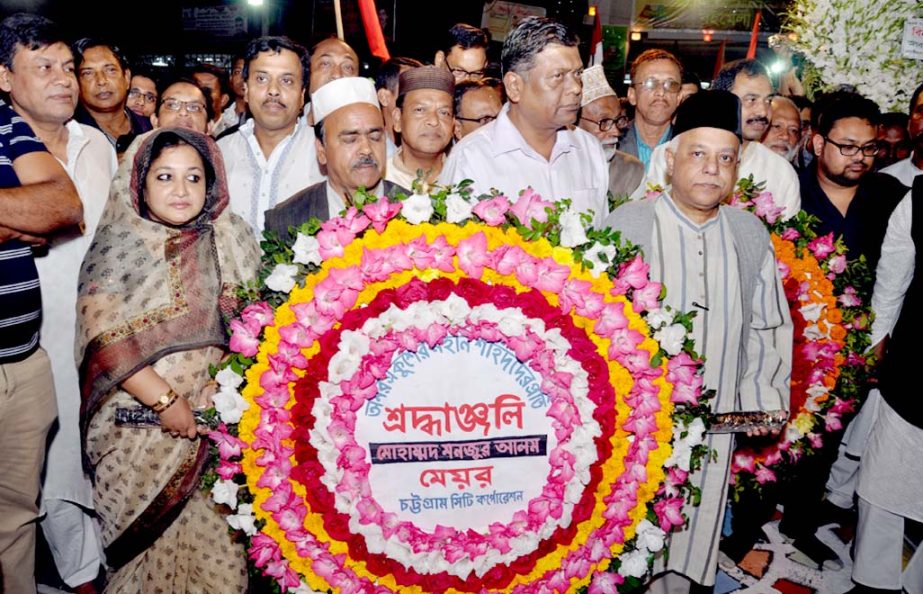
top-left (0, 12), bottom-right (82, 593)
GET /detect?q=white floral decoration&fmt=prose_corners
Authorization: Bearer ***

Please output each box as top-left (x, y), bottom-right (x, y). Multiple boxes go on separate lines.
top-left (787, 0), bottom-right (923, 111)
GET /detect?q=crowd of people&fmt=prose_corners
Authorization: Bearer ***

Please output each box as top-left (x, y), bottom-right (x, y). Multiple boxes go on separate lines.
top-left (0, 8), bottom-right (919, 594)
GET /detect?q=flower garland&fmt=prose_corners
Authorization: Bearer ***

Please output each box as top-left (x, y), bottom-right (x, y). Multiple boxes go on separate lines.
top-left (785, 0), bottom-right (923, 111)
top-left (725, 176), bottom-right (873, 493)
top-left (206, 185), bottom-right (712, 593)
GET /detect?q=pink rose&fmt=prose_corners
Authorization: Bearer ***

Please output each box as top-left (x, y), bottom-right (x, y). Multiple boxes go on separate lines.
top-left (808, 233), bottom-right (836, 260)
top-left (653, 497), bottom-right (686, 532)
top-left (752, 191), bottom-right (784, 224)
top-left (471, 195), bottom-right (511, 226)
top-left (827, 253), bottom-right (847, 274)
top-left (362, 197), bottom-right (402, 233)
top-left (755, 465), bottom-right (777, 484)
top-left (588, 572), bottom-right (624, 594)
top-left (456, 232), bottom-right (490, 278)
top-left (240, 301), bottom-right (274, 328)
top-left (228, 317), bottom-right (261, 357)
top-left (509, 187), bottom-right (554, 226)
top-left (780, 227), bottom-right (801, 241)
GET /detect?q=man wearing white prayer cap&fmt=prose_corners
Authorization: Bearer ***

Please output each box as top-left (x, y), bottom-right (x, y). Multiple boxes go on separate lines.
top-left (265, 77), bottom-right (409, 241)
top-left (577, 64), bottom-right (645, 199)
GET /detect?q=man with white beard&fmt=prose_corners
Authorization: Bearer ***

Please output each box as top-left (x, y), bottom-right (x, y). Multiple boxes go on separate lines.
top-left (577, 65), bottom-right (644, 200)
top-left (762, 95), bottom-right (802, 163)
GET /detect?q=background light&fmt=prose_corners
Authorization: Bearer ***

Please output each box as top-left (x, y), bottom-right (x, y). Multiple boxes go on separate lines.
top-left (630, 31), bottom-right (642, 41)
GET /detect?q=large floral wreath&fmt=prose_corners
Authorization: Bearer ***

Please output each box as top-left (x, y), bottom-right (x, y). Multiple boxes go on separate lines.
top-left (786, 0), bottom-right (922, 111)
top-left (204, 184), bottom-right (713, 593)
top-left (726, 177), bottom-right (873, 493)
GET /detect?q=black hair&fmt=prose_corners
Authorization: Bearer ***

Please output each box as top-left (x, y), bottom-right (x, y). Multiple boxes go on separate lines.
top-left (879, 112), bottom-right (909, 130)
top-left (190, 62), bottom-right (230, 99)
top-left (138, 130), bottom-right (217, 225)
top-left (712, 59), bottom-right (769, 91)
top-left (130, 67), bottom-right (160, 93)
top-left (374, 56), bottom-right (423, 93)
top-left (681, 70), bottom-right (701, 90)
top-left (73, 37), bottom-right (129, 71)
top-left (443, 23), bottom-right (489, 55)
top-left (789, 95), bottom-right (813, 111)
top-left (243, 36), bottom-right (309, 90)
top-left (910, 81), bottom-right (923, 114)
top-left (157, 76), bottom-right (216, 123)
top-left (453, 78), bottom-right (503, 116)
top-left (0, 13), bottom-right (66, 70)
top-left (813, 91), bottom-right (880, 137)
top-left (500, 17), bottom-right (577, 76)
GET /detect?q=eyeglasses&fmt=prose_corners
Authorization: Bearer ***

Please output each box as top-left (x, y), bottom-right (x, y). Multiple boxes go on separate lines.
top-left (161, 99), bottom-right (205, 113)
top-left (823, 136), bottom-right (879, 157)
top-left (633, 77), bottom-right (681, 94)
top-left (449, 66), bottom-right (486, 80)
top-left (580, 114), bottom-right (630, 132)
top-left (128, 88), bottom-right (157, 104)
top-left (456, 114), bottom-right (497, 126)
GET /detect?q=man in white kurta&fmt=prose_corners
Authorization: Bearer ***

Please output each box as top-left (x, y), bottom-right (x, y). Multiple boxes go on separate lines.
top-left (607, 90), bottom-right (792, 591)
top-left (438, 17), bottom-right (609, 228)
top-left (32, 120), bottom-right (116, 589)
top-left (218, 37), bottom-right (324, 234)
top-left (850, 191), bottom-right (923, 594)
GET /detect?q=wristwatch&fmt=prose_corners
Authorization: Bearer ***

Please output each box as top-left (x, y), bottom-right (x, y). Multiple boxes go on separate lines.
top-left (151, 389), bottom-right (179, 413)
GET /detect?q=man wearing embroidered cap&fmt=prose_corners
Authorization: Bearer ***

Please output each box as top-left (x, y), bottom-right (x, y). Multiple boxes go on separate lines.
top-left (606, 90), bottom-right (792, 593)
top-left (265, 77), bottom-right (408, 241)
top-left (577, 64), bottom-right (644, 199)
top-left (386, 65), bottom-right (455, 190)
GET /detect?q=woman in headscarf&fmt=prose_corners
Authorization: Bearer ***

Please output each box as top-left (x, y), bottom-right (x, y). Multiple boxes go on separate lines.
top-left (76, 128), bottom-right (260, 591)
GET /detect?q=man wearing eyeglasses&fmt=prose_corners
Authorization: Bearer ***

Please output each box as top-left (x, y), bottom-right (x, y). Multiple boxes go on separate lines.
top-left (773, 90), bottom-right (909, 574)
top-left (440, 17), bottom-right (609, 228)
top-left (127, 72), bottom-right (158, 119)
top-left (620, 49), bottom-right (683, 170)
top-left (577, 65), bottom-right (643, 200)
top-left (453, 78), bottom-right (503, 141)
top-left (636, 60), bottom-right (801, 220)
top-left (439, 23), bottom-right (489, 85)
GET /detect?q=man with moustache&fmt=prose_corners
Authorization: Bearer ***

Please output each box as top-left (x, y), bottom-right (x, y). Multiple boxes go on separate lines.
top-left (218, 36), bottom-right (324, 233)
top-left (577, 64), bottom-right (643, 199)
top-left (775, 91), bottom-right (908, 570)
top-left (0, 14), bottom-right (84, 594)
top-left (375, 57), bottom-right (424, 156)
top-left (387, 65), bottom-right (455, 189)
top-left (880, 82), bottom-right (923, 186)
top-left (265, 77), bottom-right (407, 241)
top-left (606, 91), bottom-right (791, 593)
top-left (0, 16), bottom-right (116, 593)
top-left (72, 38), bottom-right (151, 158)
top-left (762, 95), bottom-right (802, 163)
top-left (638, 60), bottom-right (801, 219)
top-left (619, 49), bottom-right (683, 170)
top-left (440, 17), bottom-right (609, 227)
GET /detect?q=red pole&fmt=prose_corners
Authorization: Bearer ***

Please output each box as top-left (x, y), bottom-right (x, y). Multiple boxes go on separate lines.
top-left (746, 10), bottom-right (762, 59)
top-left (359, 0), bottom-right (391, 61)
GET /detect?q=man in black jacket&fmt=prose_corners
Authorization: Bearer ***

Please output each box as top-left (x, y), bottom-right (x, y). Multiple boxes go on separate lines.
top-left (265, 76), bottom-right (408, 241)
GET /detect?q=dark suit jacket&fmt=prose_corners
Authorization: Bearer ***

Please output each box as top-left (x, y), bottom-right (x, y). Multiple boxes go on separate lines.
top-left (264, 180), bottom-right (409, 243)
